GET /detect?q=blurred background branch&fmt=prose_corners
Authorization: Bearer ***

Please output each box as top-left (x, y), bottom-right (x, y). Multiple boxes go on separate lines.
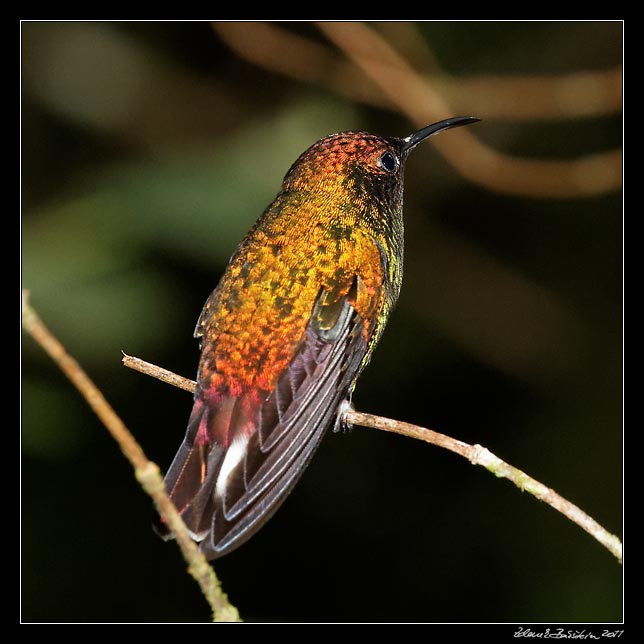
top-left (315, 21), bottom-right (621, 198)
top-left (213, 22), bottom-right (622, 198)
top-left (214, 22), bottom-right (622, 122)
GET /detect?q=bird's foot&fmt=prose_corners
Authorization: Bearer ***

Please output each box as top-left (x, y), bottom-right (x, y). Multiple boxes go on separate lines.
top-left (334, 399), bottom-right (355, 433)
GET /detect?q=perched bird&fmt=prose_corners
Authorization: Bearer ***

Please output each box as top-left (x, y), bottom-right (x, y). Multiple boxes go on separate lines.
top-left (156, 116), bottom-right (479, 559)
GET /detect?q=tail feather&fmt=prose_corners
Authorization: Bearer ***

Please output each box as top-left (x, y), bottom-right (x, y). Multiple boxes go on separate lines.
top-left (155, 397), bottom-right (226, 540)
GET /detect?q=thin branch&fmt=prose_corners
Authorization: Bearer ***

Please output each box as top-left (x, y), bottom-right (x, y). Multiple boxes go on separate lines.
top-left (122, 352), bottom-right (196, 393)
top-left (122, 353), bottom-right (623, 565)
top-left (347, 411), bottom-right (623, 565)
top-left (22, 291), bottom-right (242, 623)
top-left (123, 353), bottom-right (196, 392)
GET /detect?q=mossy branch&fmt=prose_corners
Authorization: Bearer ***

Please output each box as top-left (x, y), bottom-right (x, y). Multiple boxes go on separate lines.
top-left (22, 291), bottom-right (241, 623)
top-left (122, 352), bottom-right (622, 565)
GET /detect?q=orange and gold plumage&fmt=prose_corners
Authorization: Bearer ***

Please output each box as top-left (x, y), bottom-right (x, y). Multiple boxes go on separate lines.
top-left (156, 119), bottom-right (478, 558)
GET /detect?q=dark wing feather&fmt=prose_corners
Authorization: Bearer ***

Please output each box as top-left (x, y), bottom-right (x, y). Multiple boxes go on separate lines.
top-left (220, 307), bottom-right (357, 521)
top-left (157, 283), bottom-right (371, 559)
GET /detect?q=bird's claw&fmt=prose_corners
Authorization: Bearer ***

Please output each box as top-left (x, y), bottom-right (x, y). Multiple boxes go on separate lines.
top-left (334, 399), bottom-right (355, 433)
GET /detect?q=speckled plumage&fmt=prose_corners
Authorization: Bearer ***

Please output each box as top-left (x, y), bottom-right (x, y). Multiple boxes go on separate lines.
top-left (156, 118), bottom-right (479, 558)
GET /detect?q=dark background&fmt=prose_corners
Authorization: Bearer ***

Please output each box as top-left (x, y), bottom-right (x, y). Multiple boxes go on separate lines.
top-left (21, 21), bottom-right (622, 623)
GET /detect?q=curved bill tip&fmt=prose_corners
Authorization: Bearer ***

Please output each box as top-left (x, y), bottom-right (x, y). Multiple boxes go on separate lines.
top-left (403, 116), bottom-right (480, 152)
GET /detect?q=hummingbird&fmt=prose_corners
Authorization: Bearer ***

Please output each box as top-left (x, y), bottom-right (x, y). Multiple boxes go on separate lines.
top-left (156, 116), bottom-right (479, 559)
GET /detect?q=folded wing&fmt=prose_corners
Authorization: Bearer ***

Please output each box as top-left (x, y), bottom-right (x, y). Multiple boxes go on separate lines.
top-left (157, 279), bottom-right (372, 558)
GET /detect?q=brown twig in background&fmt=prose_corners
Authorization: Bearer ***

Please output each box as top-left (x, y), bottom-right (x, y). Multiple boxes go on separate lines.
top-left (122, 353), bottom-right (623, 565)
top-left (373, 22), bottom-right (443, 73)
top-left (211, 22), bottom-right (394, 110)
top-left (212, 21), bottom-right (621, 198)
top-left (213, 22), bottom-right (621, 122)
top-left (315, 21), bottom-right (621, 198)
top-left (22, 291), bottom-right (242, 623)
top-left (438, 67), bottom-right (622, 121)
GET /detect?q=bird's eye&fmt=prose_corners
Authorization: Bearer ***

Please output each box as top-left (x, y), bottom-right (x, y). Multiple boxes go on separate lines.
top-left (378, 150), bottom-right (398, 173)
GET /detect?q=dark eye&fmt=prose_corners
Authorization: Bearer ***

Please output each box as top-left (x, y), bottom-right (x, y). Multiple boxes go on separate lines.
top-left (378, 150), bottom-right (398, 173)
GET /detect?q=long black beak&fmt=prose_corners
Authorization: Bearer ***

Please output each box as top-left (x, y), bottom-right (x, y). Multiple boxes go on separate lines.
top-left (402, 116), bottom-right (480, 153)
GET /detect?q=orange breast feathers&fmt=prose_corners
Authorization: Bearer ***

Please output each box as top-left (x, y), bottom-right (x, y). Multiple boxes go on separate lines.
top-left (195, 212), bottom-right (386, 400)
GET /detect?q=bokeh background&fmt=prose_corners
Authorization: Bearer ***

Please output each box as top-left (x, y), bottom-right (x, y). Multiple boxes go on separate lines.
top-left (21, 21), bottom-right (622, 623)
